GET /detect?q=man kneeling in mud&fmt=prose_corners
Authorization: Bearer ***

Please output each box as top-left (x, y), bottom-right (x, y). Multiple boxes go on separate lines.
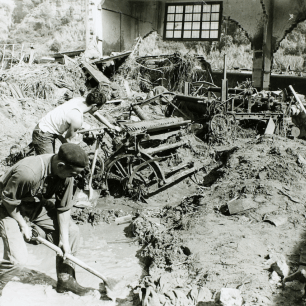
top-left (0, 143), bottom-right (94, 295)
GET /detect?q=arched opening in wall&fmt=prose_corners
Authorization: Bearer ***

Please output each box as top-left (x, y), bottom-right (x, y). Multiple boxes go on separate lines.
top-left (273, 20), bottom-right (306, 76)
top-left (205, 18), bottom-right (252, 71)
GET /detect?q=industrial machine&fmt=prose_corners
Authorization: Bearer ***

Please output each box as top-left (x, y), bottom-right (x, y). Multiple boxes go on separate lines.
top-left (82, 116), bottom-right (205, 201)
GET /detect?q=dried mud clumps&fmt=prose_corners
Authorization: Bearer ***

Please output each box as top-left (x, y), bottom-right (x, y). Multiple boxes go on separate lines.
top-left (132, 195), bottom-right (208, 306)
top-left (71, 208), bottom-right (129, 226)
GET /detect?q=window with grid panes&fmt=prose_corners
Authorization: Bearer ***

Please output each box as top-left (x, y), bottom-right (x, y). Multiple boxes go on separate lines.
top-left (164, 2), bottom-right (222, 41)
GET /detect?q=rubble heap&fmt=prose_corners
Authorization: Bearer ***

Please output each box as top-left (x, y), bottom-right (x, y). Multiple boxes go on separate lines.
top-left (0, 61), bottom-right (87, 102)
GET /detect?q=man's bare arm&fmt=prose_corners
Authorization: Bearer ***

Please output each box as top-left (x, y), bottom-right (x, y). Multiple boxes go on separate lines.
top-left (2, 202), bottom-right (32, 240)
top-left (57, 210), bottom-right (71, 257)
top-left (93, 111), bottom-right (122, 132)
top-left (65, 110), bottom-right (83, 142)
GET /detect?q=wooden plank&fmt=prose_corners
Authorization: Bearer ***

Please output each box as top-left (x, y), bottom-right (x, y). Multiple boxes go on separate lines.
top-left (53, 49), bottom-right (85, 59)
top-left (80, 61), bottom-right (110, 84)
top-left (90, 51), bottom-right (131, 64)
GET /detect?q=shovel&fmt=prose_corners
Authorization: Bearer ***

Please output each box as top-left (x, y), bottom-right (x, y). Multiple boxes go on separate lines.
top-left (74, 138), bottom-right (101, 207)
top-left (34, 235), bottom-right (120, 300)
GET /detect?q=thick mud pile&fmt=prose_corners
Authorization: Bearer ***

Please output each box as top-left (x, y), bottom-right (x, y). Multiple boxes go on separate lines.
top-left (128, 135), bottom-right (306, 306)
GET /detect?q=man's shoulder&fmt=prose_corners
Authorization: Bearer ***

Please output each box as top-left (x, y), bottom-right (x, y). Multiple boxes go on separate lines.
top-left (15, 155), bottom-right (52, 181)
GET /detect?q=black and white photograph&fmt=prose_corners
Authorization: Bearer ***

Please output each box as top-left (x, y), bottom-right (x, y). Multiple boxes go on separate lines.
top-left (0, 0), bottom-right (306, 305)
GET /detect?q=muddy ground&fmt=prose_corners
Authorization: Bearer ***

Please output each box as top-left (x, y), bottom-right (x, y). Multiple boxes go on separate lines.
top-left (1, 95), bottom-right (306, 305)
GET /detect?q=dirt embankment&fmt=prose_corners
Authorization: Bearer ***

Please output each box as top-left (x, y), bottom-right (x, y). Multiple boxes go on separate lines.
top-left (185, 136), bottom-right (306, 305)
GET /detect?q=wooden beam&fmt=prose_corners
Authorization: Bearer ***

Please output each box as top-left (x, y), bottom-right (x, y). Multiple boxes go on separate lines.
top-left (90, 51), bottom-right (132, 64)
top-left (80, 61), bottom-right (110, 84)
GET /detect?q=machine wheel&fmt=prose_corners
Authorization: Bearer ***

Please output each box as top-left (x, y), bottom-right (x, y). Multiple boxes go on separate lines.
top-left (210, 114), bottom-right (230, 138)
top-left (127, 159), bottom-right (161, 200)
top-left (104, 154), bottom-right (146, 197)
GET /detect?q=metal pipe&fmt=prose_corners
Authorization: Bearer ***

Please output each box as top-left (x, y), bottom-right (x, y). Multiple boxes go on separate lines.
top-left (223, 53), bottom-right (227, 79)
top-left (133, 92), bottom-right (175, 106)
top-left (78, 127), bottom-right (105, 134)
top-left (132, 105), bottom-right (150, 120)
top-left (289, 85), bottom-right (306, 115)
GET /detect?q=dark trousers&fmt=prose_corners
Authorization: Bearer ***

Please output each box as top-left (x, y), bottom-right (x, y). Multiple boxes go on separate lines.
top-left (32, 125), bottom-right (57, 155)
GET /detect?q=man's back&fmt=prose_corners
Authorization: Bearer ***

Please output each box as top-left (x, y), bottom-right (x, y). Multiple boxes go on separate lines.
top-left (39, 97), bottom-right (84, 135)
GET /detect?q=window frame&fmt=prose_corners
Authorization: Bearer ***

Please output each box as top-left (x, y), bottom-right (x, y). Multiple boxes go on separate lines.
top-left (163, 1), bottom-right (223, 41)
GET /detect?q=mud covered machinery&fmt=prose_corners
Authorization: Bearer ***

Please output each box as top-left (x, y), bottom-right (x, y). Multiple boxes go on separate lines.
top-left (167, 84), bottom-right (301, 139)
top-left (83, 116), bottom-right (204, 201)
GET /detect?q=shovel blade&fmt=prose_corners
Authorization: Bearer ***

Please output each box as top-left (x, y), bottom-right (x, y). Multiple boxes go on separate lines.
top-left (73, 187), bottom-right (100, 208)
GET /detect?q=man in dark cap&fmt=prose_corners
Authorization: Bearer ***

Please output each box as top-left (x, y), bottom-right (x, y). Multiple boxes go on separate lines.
top-left (0, 143), bottom-right (93, 295)
top-left (32, 88), bottom-right (121, 155)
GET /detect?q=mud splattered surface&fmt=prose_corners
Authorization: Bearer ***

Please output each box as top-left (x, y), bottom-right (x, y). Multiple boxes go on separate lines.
top-left (2, 135), bottom-right (306, 305)
top-left (2, 93), bottom-right (306, 305)
top-left (111, 135), bottom-right (306, 306)
top-left (1, 282), bottom-right (112, 306)
top-left (0, 213), bottom-right (143, 305)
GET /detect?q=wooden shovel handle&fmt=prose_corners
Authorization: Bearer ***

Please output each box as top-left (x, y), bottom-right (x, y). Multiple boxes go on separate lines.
top-left (35, 236), bottom-right (108, 284)
top-left (88, 138), bottom-right (100, 188)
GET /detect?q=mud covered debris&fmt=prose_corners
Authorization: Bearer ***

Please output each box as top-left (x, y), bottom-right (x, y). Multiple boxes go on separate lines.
top-left (0, 61), bottom-right (87, 101)
top-left (71, 208), bottom-right (131, 226)
top-left (132, 195), bottom-right (209, 305)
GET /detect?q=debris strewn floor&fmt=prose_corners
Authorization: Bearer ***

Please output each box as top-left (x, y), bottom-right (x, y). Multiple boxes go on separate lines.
top-left (2, 51), bottom-right (306, 306)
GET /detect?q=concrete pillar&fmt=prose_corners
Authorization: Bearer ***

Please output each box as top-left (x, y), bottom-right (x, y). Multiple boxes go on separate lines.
top-left (85, 0), bottom-right (103, 57)
top-left (262, 0), bottom-right (274, 90)
top-left (85, 0), bottom-right (89, 49)
top-left (95, 1), bottom-right (103, 56)
top-left (252, 0), bottom-right (274, 91)
top-left (252, 49), bottom-right (263, 89)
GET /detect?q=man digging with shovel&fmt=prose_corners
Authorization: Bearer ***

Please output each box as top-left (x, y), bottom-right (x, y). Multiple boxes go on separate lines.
top-left (0, 143), bottom-right (96, 296)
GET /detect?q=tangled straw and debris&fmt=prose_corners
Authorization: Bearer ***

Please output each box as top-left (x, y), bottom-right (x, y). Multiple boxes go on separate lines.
top-left (112, 52), bottom-right (211, 93)
top-left (0, 61), bottom-right (87, 101)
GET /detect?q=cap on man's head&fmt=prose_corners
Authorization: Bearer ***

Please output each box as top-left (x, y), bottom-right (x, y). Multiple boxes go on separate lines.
top-left (58, 143), bottom-right (89, 168)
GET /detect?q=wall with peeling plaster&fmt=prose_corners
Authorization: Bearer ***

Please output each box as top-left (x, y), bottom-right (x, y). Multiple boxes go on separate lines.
top-left (100, 0), bottom-right (306, 89)
top-left (272, 0), bottom-right (306, 51)
top-left (108, 0), bottom-right (306, 50)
